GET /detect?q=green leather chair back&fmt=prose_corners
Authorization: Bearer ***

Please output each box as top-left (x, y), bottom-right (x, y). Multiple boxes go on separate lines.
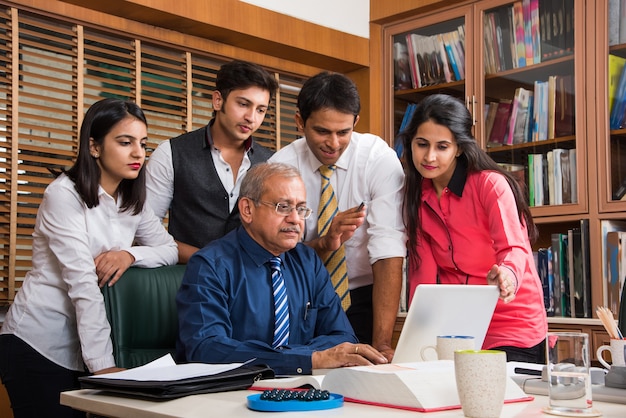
top-left (102, 265), bottom-right (187, 369)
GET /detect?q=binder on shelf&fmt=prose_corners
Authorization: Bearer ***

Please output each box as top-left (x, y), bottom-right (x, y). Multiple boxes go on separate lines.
top-left (547, 75), bottom-right (557, 139)
top-left (527, 154), bottom-right (535, 206)
top-left (496, 5), bottom-right (515, 71)
top-left (452, 28), bottom-right (466, 79)
top-left (531, 153), bottom-right (545, 206)
top-left (546, 246), bottom-right (555, 317)
top-left (550, 233), bottom-right (563, 317)
top-left (568, 221), bottom-right (592, 318)
top-left (488, 99), bottom-right (513, 145)
top-left (559, 150), bottom-right (572, 204)
top-left (546, 151), bottom-right (555, 206)
top-left (483, 12), bottom-right (497, 74)
top-left (606, 231), bottom-right (626, 317)
top-left (405, 34), bottom-right (422, 89)
top-left (393, 42), bottom-right (412, 91)
top-left (621, 0), bottom-right (626, 44)
top-left (569, 149), bottom-right (577, 204)
top-left (533, 80), bottom-right (549, 141)
top-left (530, 0), bottom-right (541, 63)
top-left (513, 1), bottom-right (526, 68)
top-left (436, 33), bottom-right (453, 82)
top-left (511, 87), bottom-right (532, 144)
top-left (554, 75), bottom-right (574, 137)
top-left (608, 55), bottom-right (626, 118)
top-left (522, 0), bottom-right (533, 65)
top-left (484, 101), bottom-right (499, 143)
top-left (610, 61), bottom-right (626, 130)
top-left (601, 220), bottom-right (626, 316)
top-left (609, 0), bottom-right (621, 46)
top-left (579, 219), bottom-right (592, 318)
top-left (536, 248), bottom-right (553, 315)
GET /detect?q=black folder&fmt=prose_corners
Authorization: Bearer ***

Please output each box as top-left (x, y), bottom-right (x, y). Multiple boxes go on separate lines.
top-left (79, 364), bottom-right (274, 400)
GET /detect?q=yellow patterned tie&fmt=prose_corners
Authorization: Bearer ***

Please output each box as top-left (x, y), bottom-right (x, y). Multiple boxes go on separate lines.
top-left (318, 165), bottom-right (351, 310)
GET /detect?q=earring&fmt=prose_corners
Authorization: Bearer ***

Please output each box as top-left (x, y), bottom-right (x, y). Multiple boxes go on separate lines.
top-left (92, 153), bottom-right (99, 158)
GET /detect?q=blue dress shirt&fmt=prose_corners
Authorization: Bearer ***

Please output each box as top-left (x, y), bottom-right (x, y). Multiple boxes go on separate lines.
top-left (176, 226), bottom-right (357, 375)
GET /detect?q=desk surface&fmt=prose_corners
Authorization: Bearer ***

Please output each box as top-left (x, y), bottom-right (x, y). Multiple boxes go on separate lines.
top-left (61, 389), bottom-right (626, 418)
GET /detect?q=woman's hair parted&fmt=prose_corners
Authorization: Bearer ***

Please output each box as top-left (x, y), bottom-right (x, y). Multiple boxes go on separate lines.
top-left (65, 98), bottom-right (148, 215)
top-left (399, 94), bottom-right (537, 264)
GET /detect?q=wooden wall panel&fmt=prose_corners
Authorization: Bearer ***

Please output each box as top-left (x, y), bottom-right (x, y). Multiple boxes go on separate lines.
top-left (57, 0), bottom-right (368, 73)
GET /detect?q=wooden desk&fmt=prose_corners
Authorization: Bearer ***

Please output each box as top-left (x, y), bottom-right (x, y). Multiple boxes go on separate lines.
top-left (61, 389), bottom-right (626, 418)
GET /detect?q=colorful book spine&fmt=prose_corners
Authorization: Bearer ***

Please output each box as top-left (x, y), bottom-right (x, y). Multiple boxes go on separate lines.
top-left (610, 60), bottom-right (626, 129)
top-left (513, 1), bottom-right (527, 68)
top-left (609, 55), bottom-right (626, 117)
top-left (443, 33), bottom-right (461, 81)
top-left (530, 0), bottom-right (541, 63)
top-left (522, 0), bottom-right (533, 65)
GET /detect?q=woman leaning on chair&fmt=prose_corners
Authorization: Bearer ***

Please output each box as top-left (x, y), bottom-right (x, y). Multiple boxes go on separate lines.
top-left (0, 98), bottom-right (178, 418)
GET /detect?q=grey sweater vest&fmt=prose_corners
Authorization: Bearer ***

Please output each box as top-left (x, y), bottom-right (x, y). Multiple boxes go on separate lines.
top-left (169, 126), bottom-right (273, 249)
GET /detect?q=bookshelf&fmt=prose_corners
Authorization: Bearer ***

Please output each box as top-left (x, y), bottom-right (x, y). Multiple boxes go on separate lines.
top-left (600, 1), bottom-right (626, 213)
top-left (372, 0), bottom-right (618, 356)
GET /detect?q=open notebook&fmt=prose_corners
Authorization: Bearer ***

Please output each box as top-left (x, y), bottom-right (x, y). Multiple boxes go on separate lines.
top-left (392, 284), bottom-right (499, 364)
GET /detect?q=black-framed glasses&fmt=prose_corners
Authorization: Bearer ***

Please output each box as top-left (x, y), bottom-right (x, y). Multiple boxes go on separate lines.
top-left (255, 200), bottom-right (312, 220)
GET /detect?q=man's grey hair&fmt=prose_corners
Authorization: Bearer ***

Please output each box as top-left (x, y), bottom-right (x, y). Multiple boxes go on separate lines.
top-left (240, 162), bottom-right (302, 202)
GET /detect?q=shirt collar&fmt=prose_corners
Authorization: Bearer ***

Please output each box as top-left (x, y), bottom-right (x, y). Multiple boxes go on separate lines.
top-left (303, 135), bottom-right (353, 173)
top-left (447, 155), bottom-right (468, 197)
top-left (205, 119), bottom-right (253, 152)
top-left (236, 226), bottom-right (281, 267)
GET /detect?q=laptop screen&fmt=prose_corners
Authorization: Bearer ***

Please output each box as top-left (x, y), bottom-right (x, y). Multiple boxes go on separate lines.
top-left (392, 284), bottom-right (499, 364)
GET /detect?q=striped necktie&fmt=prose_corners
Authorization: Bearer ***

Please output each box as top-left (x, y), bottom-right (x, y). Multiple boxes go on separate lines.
top-left (318, 165), bottom-right (351, 310)
top-left (269, 256), bottom-right (289, 348)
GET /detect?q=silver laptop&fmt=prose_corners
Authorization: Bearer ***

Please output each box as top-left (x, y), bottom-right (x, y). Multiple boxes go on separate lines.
top-left (392, 284), bottom-right (499, 364)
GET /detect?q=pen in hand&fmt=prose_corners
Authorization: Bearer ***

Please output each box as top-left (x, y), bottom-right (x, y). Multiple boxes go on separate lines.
top-left (356, 201), bottom-right (365, 212)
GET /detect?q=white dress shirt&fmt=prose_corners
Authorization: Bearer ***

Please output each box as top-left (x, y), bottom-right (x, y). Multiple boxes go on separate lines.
top-left (145, 139), bottom-right (251, 219)
top-left (269, 132), bottom-right (407, 289)
top-left (0, 174), bottom-right (178, 372)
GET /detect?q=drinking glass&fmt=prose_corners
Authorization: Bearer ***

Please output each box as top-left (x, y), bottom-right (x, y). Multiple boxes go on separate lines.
top-left (545, 332), bottom-right (599, 417)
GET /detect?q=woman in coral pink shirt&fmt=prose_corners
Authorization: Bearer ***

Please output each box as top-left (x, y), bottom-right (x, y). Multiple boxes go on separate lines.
top-left (401, 94), bottom-right (547, 363)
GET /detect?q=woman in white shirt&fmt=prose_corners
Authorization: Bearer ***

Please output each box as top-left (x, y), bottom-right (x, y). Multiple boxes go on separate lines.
top-left (0, 98), bottom-right (178, 418)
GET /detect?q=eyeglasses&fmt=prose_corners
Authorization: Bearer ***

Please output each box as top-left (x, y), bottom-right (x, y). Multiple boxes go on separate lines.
top-left (255, 200), bottom-right (312, 220)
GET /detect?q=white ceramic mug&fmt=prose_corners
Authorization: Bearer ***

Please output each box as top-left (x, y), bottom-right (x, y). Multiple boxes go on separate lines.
top-left (596, 338), bottom-right (626, 369)
top-left (454, 350), bottom-right (507, 418)
top-left (420, 335), bottom-right (475, 361)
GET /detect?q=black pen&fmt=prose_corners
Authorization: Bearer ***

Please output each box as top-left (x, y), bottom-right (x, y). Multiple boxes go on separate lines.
top-left (514, 367), bottom-right (542, 376)
top-left (356, 201), bottom-right (365, 212)
top-left (304, 302), bottom-right (311, 320)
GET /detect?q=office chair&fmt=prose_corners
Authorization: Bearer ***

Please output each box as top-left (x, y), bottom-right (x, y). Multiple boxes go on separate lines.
top-left (102, 265), bottom-right (187, 369)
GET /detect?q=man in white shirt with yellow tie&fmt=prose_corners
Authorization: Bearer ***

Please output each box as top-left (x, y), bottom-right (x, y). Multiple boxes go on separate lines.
top-left (269, 72), bottom-right (406, 362)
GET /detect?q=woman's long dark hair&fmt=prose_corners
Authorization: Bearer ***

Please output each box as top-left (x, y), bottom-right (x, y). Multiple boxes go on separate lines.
top-left (65, 98), bottom-right (147, 215)
top-left (400, 94), bottom-right (537, 264)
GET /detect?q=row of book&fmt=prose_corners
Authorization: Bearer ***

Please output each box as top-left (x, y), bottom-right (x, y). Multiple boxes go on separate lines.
top-left (483, 0), bottom-right (573, 75)
top-left (527, 149), bottom-right (577, 207)
top-left (393, 24), bottom-right (466, 90)
top-left (485, 74), bottom-right (574, 146)
top-left (534, 220), bottom-right (591, 318)
top-left (608, 0), bottom-right (626, 46)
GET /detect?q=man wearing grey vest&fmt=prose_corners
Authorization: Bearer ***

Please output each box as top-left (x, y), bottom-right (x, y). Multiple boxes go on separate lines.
top-left (146, 60), bottom-right (278, 263)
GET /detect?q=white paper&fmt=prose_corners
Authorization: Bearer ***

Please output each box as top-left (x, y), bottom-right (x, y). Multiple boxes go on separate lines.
top-left (89, 354), bottom-right (247, 382)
